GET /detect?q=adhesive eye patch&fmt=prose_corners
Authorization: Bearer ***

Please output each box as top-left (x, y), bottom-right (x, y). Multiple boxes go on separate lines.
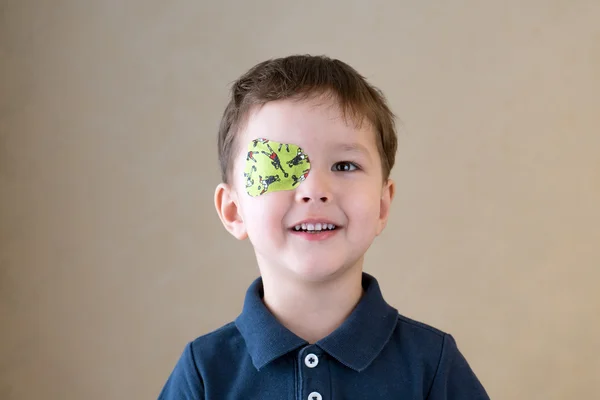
top-left (244, 138), bottom-right (311, 197)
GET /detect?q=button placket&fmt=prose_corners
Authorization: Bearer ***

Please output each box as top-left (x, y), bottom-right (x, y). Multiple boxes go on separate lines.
top-left (298, 346), bottom-right (328, 400)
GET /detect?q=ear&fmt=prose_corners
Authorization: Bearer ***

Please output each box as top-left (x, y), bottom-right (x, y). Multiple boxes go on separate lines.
top-left (376, 178), bottom-right (395, 236)
top-left (214, 183), bottom-right (248, 240)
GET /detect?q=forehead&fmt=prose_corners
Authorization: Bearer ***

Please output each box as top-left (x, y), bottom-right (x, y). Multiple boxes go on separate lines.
top-left (239, 97), bottom-right (377, 152)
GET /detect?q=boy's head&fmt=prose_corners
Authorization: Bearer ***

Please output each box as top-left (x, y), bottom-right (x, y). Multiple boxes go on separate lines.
top-left (217, 55), bottom-right (397, 185)
top-left (215, 55), bottom-right (398, 282)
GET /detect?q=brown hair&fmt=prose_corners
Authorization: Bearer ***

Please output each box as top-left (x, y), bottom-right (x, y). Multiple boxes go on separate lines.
top-left (217, 55), bottom-right (398, 183)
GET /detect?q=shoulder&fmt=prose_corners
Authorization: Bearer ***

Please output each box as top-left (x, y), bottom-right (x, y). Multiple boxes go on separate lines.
top-left (158, 321), bottom-right (246, 398)
top-left (188, 321), bottom-right (245, 362)
top-left (391, 314), bottom-right (490, 399)
top-left (157, 323), bottom-right (243, 400)
top-left (392, 313), bottom-right (473, 366)
top-left (396, 313), bottom-right (448, 337)
top-left (392, 312), bottom-right (448, 352)
top-left (380, 312), bottom-right (449, 377)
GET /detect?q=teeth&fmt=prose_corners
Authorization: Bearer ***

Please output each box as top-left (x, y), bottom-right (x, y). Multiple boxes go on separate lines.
top-left (293, 222), bottom-right (337, 232)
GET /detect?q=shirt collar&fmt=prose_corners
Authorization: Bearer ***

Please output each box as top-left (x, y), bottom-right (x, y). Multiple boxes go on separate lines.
top-left (235, 273), bottom-right (398, 372)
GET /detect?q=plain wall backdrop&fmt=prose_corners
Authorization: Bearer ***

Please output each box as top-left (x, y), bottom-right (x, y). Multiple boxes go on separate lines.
top-left (1, 1), bottom-right (599, 399)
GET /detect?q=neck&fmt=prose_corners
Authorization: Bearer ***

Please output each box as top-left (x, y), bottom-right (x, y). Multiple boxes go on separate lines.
top-left (260, 261), bottom-right (364, 344)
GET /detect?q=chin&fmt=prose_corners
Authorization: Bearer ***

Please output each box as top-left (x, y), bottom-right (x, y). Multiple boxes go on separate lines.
top-left (287, 258), bottom-right (355, 283)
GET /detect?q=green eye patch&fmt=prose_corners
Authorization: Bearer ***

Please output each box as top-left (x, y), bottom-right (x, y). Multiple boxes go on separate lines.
top-left (243, 138), bottom-right (311, 197)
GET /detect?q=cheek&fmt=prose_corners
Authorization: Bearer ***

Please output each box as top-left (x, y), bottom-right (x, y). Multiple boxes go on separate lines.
top-left (240, 193), bottom-right (290, 241)
top-left (343, 185), bottom-right (382, 225)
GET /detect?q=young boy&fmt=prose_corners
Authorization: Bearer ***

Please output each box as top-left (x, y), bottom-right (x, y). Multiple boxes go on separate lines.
top-left (158, 55), bottom-right (489, 399)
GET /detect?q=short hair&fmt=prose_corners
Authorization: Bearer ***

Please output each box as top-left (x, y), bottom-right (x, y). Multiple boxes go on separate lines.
top-left (217, 55), bottom-right (398, 183)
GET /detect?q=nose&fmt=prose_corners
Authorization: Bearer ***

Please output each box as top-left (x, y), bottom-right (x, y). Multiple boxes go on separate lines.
top-left (294, 168), bottom-right (332, 204)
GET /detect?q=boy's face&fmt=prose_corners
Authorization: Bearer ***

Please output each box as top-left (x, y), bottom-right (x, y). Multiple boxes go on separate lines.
top-left (216, 96), bottom-right (394, 283)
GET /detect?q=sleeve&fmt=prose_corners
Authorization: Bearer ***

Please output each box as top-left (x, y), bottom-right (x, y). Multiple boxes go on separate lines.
top-left (426, 334), bottom-right (490, 400)
top-left (158, 342), bottom-right (205, 400)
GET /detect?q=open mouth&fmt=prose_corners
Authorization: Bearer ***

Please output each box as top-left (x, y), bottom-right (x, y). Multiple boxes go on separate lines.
top-left (292, 223), bottom-right (338, 234)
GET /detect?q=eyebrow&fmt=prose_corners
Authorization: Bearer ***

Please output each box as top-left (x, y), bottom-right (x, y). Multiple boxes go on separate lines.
top-left (334, 143), bottom-right (372, 160)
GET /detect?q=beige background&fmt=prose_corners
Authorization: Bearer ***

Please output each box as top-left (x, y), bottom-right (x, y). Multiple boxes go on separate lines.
top-left (1, 0), bottom-right (599, 399)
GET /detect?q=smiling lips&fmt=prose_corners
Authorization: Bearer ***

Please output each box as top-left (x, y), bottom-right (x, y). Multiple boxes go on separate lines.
top-left (289, 220), bottom-right (340, 241)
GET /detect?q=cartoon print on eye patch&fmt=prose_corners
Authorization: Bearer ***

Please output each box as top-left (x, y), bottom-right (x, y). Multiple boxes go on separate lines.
top-left (244, 165), bottom-right (257, 188)
top-left (244, 138), bottom-right (311, 197)
top-left (246, 150), bottom-right (259, 163)
top-left (257, 174), bottom-right (281, 195)
top-left (292, 169), bottom-right (310, 186)
top-left (287, 147), bottom-right (309, 168)
top-left (261, 144), bottom-right (288, 177)
top-left (278, 143), bottom-right (289, 152)
top-left (252, 138), bottom-right (270, 147)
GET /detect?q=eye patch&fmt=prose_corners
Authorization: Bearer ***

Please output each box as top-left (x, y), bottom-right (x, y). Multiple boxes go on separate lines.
top-left (243, 138), bottom-right (311, 197)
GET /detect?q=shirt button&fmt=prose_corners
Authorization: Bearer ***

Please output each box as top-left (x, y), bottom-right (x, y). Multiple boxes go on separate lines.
top-left (308, 392), bottom-right (322, 400)
top-left (304, 353), bottom-right (319, 368)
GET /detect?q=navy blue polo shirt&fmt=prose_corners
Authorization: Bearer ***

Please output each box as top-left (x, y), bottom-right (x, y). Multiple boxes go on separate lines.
top-left (158, 273), bottom-right (489, 399)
